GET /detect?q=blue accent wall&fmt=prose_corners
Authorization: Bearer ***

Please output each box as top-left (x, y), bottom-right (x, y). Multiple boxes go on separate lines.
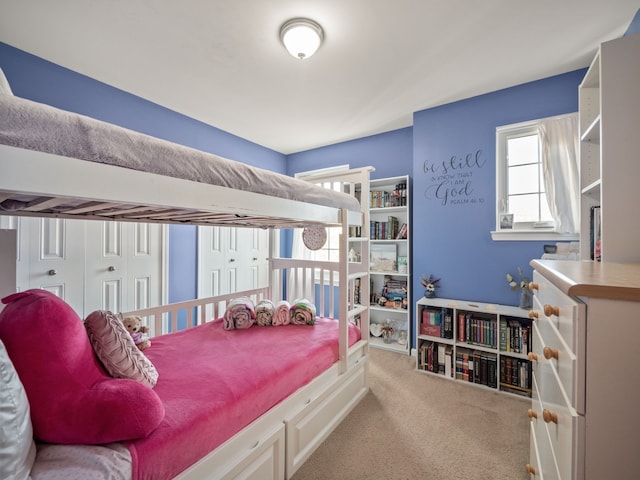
top-left (287, 128), bottom-right (413, 179)
top-left (626, 9), bottom-right (640, 35)
top-left (412, 70), bottom-right (585, 308)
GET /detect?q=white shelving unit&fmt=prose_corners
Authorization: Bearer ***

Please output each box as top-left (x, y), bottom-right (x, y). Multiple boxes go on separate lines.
top-left (416, 296), bottom-right (534, 399)
top-left (368, 176), bottom-right (410, 354)
top-left (578, 32), bottom-right (640, 262)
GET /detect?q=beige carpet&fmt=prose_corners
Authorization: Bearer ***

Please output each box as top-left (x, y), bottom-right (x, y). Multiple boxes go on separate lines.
top-left (292, 347), bottom-right (530, 480)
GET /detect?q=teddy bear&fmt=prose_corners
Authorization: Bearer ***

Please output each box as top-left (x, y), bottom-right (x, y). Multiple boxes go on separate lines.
top-left (121, 315), bottom-right (151, 350)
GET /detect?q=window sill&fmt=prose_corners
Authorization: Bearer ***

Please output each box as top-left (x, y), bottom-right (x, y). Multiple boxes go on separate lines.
top-left (491, 229), bottom-right (579, 242)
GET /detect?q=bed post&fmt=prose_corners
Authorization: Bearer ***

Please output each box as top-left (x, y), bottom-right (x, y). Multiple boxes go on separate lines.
top-left (338, 209), bottom-right (349, 374)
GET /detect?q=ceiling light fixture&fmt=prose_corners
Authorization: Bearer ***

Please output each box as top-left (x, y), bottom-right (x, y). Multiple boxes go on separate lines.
top-left (279, 18), bottom-right (324, 60)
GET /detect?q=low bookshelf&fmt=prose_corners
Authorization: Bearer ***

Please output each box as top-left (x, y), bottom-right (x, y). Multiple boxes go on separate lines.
top-left (416, 297), bottom-right (533, 399)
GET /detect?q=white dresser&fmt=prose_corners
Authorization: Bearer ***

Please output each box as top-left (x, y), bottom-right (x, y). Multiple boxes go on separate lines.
top-left (527, 259), bottom-right (640, 479)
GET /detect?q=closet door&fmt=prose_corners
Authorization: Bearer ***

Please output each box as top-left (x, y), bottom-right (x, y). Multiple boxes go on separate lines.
top-left (84, 220), bottom-right (163, 315)
top-left (198, 226), bottom-right (269, 297)
top-left (248, 228), bottom-right (270, 289)
top-left (17, 217), bottom-right (86, 316)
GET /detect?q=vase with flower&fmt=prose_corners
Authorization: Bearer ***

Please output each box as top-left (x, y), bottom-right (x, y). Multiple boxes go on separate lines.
top-left (421, 274), bottom-right (441, 298)
top-left (506, 267), bottom-right (532, 309)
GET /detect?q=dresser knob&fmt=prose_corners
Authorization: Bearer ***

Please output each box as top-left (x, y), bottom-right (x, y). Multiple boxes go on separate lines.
top-left (543, 346), bottom-right (559, 360)
top-left (528, 310), bottom-right (539, 319)
top-left (526, 463), bottom-right (538, 475)
top-left (528, 282), bottom-right (539, 291)
top-left (543, 409), bottom-right (558, 424)
top-left (527, 408), bottom-right (538, 419)
top-left (544, 304), bottom-right (560, 316)
top-left (528, 352), bottom-right (539, 362)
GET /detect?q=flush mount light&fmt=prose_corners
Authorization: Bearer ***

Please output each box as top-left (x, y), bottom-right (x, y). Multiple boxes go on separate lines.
top-left (279, 18), bottom-right (324, 60)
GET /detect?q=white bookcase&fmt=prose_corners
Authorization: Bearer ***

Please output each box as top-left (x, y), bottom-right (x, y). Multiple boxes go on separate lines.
top-left (368, 176), bottom-right (410, 354)
top-left (579, 32), bottom-right (640, 262)
top-left (416, 296), bottom-right (534, 398)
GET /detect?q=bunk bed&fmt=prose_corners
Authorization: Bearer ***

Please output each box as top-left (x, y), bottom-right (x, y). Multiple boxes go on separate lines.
top-left (0, 88), bottom-right (371, 480)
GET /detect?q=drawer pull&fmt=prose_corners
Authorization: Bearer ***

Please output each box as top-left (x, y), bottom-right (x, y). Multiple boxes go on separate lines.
top-left (544, 304), bottom-right (560, 317)
top-left (527, 352), bottom-right (539, 362)
top-left (250, 440), bottom-right (259, 449)
top-left (542, 409), bottom-right (558, 424)
top-left (528, 282), bottom-right (539, 291)
top-left (527, 408), bottom-right (538, 419)
top-left (528, 311), bottom-right (539, 319)
top-left (526, 463), bottom-right (538, 475)
top-left (543, 346), bottom-right (558, 360)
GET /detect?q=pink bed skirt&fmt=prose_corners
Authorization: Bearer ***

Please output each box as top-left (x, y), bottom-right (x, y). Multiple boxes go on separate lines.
top-left (126, 317), bottom-right (360, 480)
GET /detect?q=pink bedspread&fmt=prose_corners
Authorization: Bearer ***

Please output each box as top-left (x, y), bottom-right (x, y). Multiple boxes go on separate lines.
top-left (125, 317), bottom-right (360, 480)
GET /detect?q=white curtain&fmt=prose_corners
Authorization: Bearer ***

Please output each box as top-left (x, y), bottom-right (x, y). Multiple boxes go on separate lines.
top-left (538, 113), bottom-right (580, 234)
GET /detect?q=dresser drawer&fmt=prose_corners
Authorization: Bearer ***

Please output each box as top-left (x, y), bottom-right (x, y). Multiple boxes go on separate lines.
top-left (531, 273), bottom-right (585, 414)
top-left (531, 271), bottom-right (585, 356)
top-left (532, 313), bottom-right (580, 412)
top-left (530, 374), bottom-right (560, 480)
top-left (532, 366), bottom-right (580, 480)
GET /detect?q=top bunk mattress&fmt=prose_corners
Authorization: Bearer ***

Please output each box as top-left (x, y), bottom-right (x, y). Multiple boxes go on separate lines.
top-left (0, 94), bottom-right (362, 227)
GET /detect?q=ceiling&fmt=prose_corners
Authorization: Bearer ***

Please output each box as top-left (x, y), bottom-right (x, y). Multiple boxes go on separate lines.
top-left (1, 1), bottom-right (638, 154)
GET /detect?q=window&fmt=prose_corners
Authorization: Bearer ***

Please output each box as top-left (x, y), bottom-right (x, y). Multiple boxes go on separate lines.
top-left (494, 114), bottom-right (579, 241)
top-left (292, 166), bottom-right (351, 280)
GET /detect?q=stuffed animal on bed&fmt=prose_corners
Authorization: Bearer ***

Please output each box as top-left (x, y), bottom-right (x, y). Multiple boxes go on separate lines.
top-left (122, 315), bottom-right (151, 350)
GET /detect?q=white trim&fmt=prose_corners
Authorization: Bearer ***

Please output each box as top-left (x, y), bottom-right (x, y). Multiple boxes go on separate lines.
top-left (491, 229), bottom-right (579, 241)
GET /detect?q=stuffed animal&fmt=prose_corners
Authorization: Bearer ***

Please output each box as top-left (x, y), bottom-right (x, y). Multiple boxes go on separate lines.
top-left (121, 315), bottom-right (151, 350)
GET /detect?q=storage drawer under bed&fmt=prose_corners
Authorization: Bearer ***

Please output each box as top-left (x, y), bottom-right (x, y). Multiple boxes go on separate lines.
top-left (285, 357), bottom-right (368, 478)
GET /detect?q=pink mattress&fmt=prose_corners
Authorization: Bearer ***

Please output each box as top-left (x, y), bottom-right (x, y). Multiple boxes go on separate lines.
top-left (125, 317), bottom-right (360, 480)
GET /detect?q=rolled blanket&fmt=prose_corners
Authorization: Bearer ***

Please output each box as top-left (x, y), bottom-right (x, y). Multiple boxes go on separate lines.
top-left (289, 299), bottom-right (316, 325)
top-left (272, 300), bottom-right (291, 326)
top-left (255, 299), bottom-right (275, 326)
top-left (223, 297), bottom-right (255, 330)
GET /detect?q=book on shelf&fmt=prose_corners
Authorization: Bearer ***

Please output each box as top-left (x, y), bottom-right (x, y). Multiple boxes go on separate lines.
top-left (499, 317), bottom-right (532, 354)
top-left (396, 223), bottom-right (408, 239)
top-left (420, 307), bottom-right (452, 338)
top-left (444, 346), bottom-right (453, 378)
top-left (590, 205), bottom-right (601, 261)
top-left (370, 216), bottom-right (401, 240)
top-left (462, 312), bottom-right (497, 348)
top-left (499, 356), bottom-right (532, 397)
top-left (370, 182), bottom-right (408, 208)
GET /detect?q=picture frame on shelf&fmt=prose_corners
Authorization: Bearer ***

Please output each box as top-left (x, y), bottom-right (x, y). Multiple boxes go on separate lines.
top-left (370, 243), bottom-right (397, 272)
top-left (499, 213), bottom-right (514, 229)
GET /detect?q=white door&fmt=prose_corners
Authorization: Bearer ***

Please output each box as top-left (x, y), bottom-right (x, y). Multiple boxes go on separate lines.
top-left (17, 217), bottom-right (86, 316)
top-left (198, 225), bottom-right (224, 298)
top-left (198, 226), bottom-right (269, 297)
top-left (84, 220), bottom-right (163, 315)
top-left (17, 217), bottom-right (164, 318)
top-left (249, 228), bottom-right (270, 289)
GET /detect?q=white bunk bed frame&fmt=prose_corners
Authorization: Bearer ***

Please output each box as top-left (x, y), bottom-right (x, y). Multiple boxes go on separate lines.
top-left (0, 136), bottom-right (372, 479)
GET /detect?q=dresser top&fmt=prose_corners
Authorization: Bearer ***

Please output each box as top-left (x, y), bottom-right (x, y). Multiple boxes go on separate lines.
top-left (530, 260), bottom-right (640, 302)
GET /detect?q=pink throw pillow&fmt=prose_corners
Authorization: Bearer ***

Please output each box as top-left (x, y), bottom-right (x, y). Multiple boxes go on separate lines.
top-left (0, 289), bottom-right (165, 444)
top-left (85, 310), bottom-right (159, 387)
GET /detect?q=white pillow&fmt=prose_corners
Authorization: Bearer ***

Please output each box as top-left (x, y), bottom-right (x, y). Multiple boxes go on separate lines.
top-left (84, 310), bottom-right (159, 388)
top-left (0, 338), bottom-right (36, 480)
top-left (0, 68), bottom-right (14, 95)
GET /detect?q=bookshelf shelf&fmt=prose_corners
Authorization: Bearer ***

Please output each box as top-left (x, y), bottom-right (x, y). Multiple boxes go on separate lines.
top-left (368, 175), bottom-right (410, 354)
top-left (578, 32), bottom-right (640, 262)
top-left (416, 297), bottom-right (533, 398)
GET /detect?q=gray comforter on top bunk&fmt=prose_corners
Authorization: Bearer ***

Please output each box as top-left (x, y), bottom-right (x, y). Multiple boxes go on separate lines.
top-left (0, 94), bottom-right (360, 212)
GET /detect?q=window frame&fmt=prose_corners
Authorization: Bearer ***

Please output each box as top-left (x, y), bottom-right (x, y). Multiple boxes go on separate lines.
top-left (493, 117), bottom-right (579, 242)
